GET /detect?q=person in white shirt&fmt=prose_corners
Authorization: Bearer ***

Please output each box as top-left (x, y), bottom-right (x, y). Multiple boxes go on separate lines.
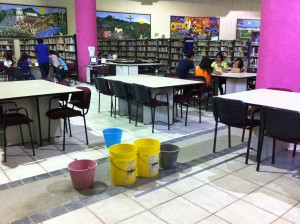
top-left (49, 50), bottom-right (64, 82)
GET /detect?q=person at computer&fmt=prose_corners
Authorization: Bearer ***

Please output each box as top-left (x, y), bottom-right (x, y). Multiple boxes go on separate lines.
top-left (233, 58), bottom-right (245, 72)
top-left (176, 51), bottom-right (195, 79)
top-left (211, 52), bottom-right (227, 95)
top-left (195, 56), bottom-right (212, 87)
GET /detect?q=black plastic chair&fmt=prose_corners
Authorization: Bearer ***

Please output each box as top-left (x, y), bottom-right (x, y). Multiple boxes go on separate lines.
top-left (0, 101), bottom-right (35, 162)
top-left (213, 97), bottom-right (260, 164)
top-left (110, 80), bottom-right (133, 122)
top-left (132, 83), bottom-right (170, 133)
top-left (256, 106), bottom-right (300, 171)
top-left (46, 87), bottom-right (91, 150)
top-left (173, 80), bottom-right (205, 126)
top-left (10, 67), bottom-right (25, 81)
top-left (95, 77), bottom-right (113, 116)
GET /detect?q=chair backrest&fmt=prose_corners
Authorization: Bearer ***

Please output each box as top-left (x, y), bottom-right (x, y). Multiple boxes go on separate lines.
top-left (132, 83), bottom-right (151, 105)
top-left (56, 81), bottom-right (70, 103)
top-left (10, 67), bottom-right (24, 79)
top-left (261, 106), bottom-right (300, 139)
top-left (70, 87), bottom-right (91, 111)
top-left (213, 97), bottom-right (247, 125)
top-left (95, 77), bottom-right (111, 94)
top-left (67, 62), bottom-right (76, 71)
top-left (111, 80), bottom-right (127, 98)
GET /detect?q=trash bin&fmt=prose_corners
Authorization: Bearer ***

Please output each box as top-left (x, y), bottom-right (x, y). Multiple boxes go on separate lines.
top-left (160, 144), bottom-right (180, 169)
top-left (68, 159), bottom-right (97, 190)
top-left (103, 128), bottom-right (123, 148)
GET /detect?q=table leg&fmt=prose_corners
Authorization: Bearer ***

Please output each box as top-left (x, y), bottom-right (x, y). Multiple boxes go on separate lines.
top-left (36, 97), bottom-right (43, 146)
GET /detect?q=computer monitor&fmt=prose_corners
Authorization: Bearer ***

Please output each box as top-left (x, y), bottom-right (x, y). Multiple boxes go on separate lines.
top-left (90, 56), bottom-right (98, 65)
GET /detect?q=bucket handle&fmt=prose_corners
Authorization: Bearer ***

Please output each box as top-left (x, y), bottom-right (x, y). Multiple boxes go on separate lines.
top-left (110, 158), bottom-right (136, 174)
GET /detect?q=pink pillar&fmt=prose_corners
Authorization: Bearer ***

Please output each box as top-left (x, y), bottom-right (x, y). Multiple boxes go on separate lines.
top-left (75, 0), bottom-right (98, 82)
top-left (256, 0), bottom-right (300, 92)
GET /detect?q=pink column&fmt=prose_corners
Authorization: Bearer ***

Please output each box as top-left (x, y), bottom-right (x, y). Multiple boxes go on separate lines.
top-left (256, 0), bottom-right (300, 92)
top-left (75, 0), bottom-right (98, 82)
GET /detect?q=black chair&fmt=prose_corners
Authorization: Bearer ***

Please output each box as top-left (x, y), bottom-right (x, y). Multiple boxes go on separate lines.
top-left (173, 80), bottom-right (205, 126)
top-left (110, 80), bottom-right (133, 122)
top-left (0, 101), bottom-right (35, 162)
top-left (94, 77), bottom-right (113, 116)
top-left (256, 106), bottom-right (300, 171)
top-left (213, 97), bottom-right (260, 164)
top-left (10, 67), bottom-right (25, 81)
top-left (65, 62), bottom-right (77, 84)
top-left (132, 83), bottom-right (170, 133)
top-left (46, 87), bottom-right (91, 150)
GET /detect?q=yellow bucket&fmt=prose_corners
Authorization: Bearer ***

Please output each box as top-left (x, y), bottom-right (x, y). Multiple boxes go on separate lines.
top-left (134, 138), bottom-right (160, 177)
top-left (109, 144), bottom-right (137, 186)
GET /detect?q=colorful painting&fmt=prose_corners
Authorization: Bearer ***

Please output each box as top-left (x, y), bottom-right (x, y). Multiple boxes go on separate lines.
top-left (0, 3), bottom-right (67, 37)
top-left (97, 11), bottom-right (151, 39)
top-left (236, 19), bottom-right (260, 40)
top-left (170, 16), bottom-right (220, 40)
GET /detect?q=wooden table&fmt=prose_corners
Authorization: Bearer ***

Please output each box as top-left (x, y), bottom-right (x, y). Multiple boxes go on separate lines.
top-left (0, 80), bottom-right (81, 145)
top-left (212, 72), bottom-right (257, 94)
top-left (105, 75), bottom-right (203, 124)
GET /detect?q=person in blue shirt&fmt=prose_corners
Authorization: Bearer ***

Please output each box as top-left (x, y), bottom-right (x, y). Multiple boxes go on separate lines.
top-left (176, 51), bottom-right (195, 79)
top-left (34, 38), bottom-right (49, 79)
top-left (17, 52), bottom-right (35, 80)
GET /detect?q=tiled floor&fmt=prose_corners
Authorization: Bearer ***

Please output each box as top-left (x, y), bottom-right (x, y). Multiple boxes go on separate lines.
top-left (1, 82), bottom-right (300, 224)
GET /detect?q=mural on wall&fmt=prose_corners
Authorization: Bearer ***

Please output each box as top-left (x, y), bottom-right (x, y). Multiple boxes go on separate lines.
top-left (170, 16), bottom-right (220, 40)
top-left (0, 3), bottom-right (67, 37)
top-left (97, 11), bottom-right (151, 39)
top-left (236, 19), bottom-right (260, 40)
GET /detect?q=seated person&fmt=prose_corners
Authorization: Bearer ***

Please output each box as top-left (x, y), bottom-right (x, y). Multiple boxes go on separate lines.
top-left (49, 50), bottom-right (65, 82)
top-left (211, 52), bottom-right (227, 95)
top-left (17, 53), bottom-right (36, 80)
top-left (176, 51), bottom-right (195, 79)
top-left (195, 56), bottom-right (212, 87)
top-left (233, 58), bottom-right (245, 72)
top-left (4, 51), bottom-right (16, 68)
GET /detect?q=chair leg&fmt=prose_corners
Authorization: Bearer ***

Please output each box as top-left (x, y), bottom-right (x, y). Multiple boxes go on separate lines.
top-left (185, 103), bottom-right (188, 126)
top-left (228, 126), bottom-right (231, 148)
top-left (48, 117), bottom-right (51, 142)
top-left (83, 115), bottom-right (89, 145)
top-left (241, 128), bottom-right (245, 142)
top-left (128, 100), bottom-right (131, 123)
top-left (114, 96), bottom-right (117, 118)
top-left (68, 117), bottom-right (72, 137)
top-left (135, 103), bottom-right (139, 127)
top-left (98, 92), bottom-right (100, 113)
top-left (293, 143), bottom-right (297, 157)
top-left (272, 138), bottom-right (276, 164)
top-left (28, 123), bottom-right (35, 156)
top-left (256, 133), bottom-right (265, 171)
top-left (213, 121), bottom-right (218, 153)
top-left (110, 95), bottom-right (113, 117)
top-left (245, 128), bottom-right (252, 164)
top-left (3, 128), bottom-right (7, 162)
top-left (151, 107), bottom-right (155, 133)
top-left (63, 118), bottom-right (66, 151)
top-left (180, 103), bottom-right (183, 118)
top-left (19, 125), bottom-right (25, 146)
top-left (167, 104), bottom-right (170, 130)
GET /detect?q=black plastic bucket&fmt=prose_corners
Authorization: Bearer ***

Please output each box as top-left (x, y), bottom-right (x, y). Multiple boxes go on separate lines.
top-left (160, 144), bottom-right (180, 169)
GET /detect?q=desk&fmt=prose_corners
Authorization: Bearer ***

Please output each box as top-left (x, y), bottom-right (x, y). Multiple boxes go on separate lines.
top-left (218, 89), bottom-right (299, 159)
top-left (0, 80), bottom-right (81, 145)
top-left (212, 72), bottom-right (257, 94)
top-left (86, 64), bottom-right (110, 83)
top-left (106, 62), bottom-right (162, 76)
top-left (105, 75), bottom-right (203, 124)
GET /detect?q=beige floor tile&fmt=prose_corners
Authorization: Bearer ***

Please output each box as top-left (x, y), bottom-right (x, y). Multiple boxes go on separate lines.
top-left (192, 167), bottom-right (228, 183)
top-left (124, 181), bottom-right (161, 198)
top-left (37, 154), bottom-right (74, 172)
top-left (88, 193), bottom-right (145, 224)
top-left (214, 159), bottom-right (248, 173)
top-left (165, 176), bottom-right (205, 195)
top-left (131, 187), bottom-right (178, 209)
top-left (265, 175), bottom-right (300, 201)
top-left (233, 165), bottom-right (282, 186)
top-left (0, 153), bottom-right (34, 170)
top-left (272, 218), bottom-right (293, 224)
top-left (183, 185), bottom-right (237, 213)
top-left (4, 163), bottom-right (46, 181)
top-left (210, 174), bottom-right (260, 198)
top-left (243, 187), bottom-right (298, 216)
top-left (196, 215), bottom-right (229, 224)
top-left (0, 170), bottom-right (9, 184)
top-left (67, 148), bottom-right (107, 160)
top-left (43, 207), bottom-right (103, 224)
top-left (216, 200), bottom-right (277, 224)
top-left (282, 203), bottom-right (300, 224)
top-left (118, 211), bottom-right (166, 224)
top-left (151, 196), bottom-right (210, 224)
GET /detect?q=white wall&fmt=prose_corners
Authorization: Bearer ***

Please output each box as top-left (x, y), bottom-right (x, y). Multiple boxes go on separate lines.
top-left (0, 0), bottom-right (261, 40)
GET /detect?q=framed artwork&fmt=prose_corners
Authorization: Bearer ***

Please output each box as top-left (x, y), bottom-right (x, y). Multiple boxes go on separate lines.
top-left (0, 3), bottom-right (67, 38)
top-left (236, 19), bottom-right (260, 40)
top-left (170, 16), bottom-right (220, 40)
top-left (96, 11), bottom-right (151, 39)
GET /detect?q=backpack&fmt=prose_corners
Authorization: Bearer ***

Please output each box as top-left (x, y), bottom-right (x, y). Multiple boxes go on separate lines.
top-left (58, 57), bottom-right (68, 71)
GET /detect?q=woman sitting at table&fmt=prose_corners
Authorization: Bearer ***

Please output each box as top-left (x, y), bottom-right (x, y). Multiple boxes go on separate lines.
top-left (4, 51), bottom-right (16, 68)
top-left (233, 57), bottom-right (245, 72)
top-left (211, 52), bottom-right (227, 95)
top-left (195, 56), bottom-right (212, 87)
top-left (17, 53), bottom-right (36, 80)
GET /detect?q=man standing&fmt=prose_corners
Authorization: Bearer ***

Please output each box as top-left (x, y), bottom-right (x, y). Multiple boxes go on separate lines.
top-left (35, 38), bottom-right (49, 79)
top-left (176, 51), bottom-right (195, 79)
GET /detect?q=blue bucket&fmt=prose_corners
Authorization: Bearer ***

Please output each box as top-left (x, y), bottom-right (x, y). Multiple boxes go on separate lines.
top-left (102, 128), bottom-right (123, 148)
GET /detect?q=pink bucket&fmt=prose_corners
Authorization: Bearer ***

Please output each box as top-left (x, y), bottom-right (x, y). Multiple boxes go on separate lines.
top-left (68, 159), bottom-right (97, 190)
